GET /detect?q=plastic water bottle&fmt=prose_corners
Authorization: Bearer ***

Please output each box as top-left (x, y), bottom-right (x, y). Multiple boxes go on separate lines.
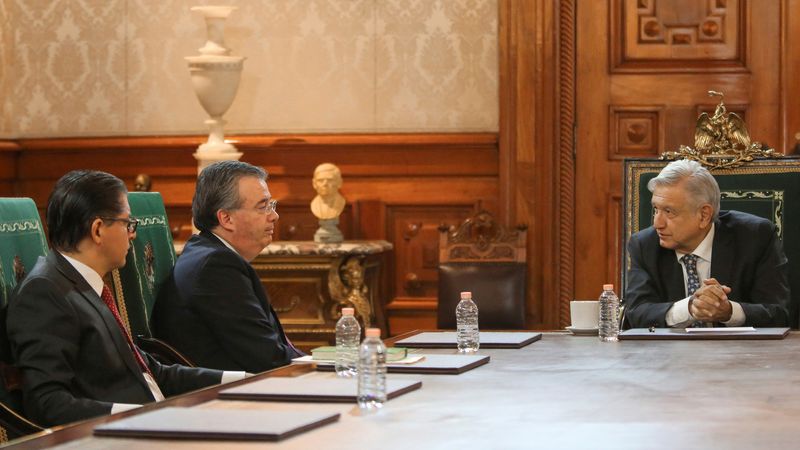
top-left (357, 328), bottom-right (387, 412)
top-left (599, 284), bottom-right (620, 342)
top-left (456, 291), bottom-right (480, 353)
top-left (335, 307), bottom-right (361, 378)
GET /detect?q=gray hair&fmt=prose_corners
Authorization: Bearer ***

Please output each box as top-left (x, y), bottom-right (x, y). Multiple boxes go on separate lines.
top-left (193, 160), bottom-right (268, 232)
top-left (647, 159), bottom-right (720, 220)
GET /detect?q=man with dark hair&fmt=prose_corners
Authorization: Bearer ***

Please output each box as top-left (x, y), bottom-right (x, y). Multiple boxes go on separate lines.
top-left (153, 160), bottom-right (301, 372)
top-left (5, 170), bottom-right (242, 427)
top-left (625, 159), bottom-right (790, 328)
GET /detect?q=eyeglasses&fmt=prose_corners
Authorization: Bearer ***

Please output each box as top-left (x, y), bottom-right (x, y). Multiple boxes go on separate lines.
top-left (254, 199), bottom-right (278, 215)
top-left (99, 216), bottom-right (139, 233)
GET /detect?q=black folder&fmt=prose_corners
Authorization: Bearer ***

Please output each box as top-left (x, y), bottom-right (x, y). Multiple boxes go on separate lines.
top-left (219, 377), bottom-right (422, 403)
top-left (619, 327), bottom-right (790, 340)
top-left (394, 331), bottom-right (542, 349)
top-left (94, 407), bottom-right (339, 441)
top-left (315, 354), bottom-right (490, 374)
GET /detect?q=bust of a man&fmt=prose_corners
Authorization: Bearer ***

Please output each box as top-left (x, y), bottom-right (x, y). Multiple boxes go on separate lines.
top-left (310, 163), bottom-right (346, 220)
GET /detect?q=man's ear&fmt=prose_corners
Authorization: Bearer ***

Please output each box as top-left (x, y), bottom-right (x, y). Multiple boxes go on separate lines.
top-left (699, 204), bottom-right (713, 227)
top-left (216, 209), bottom-right (235, 232)
top-left (90, 218), bottom-right (104, 244)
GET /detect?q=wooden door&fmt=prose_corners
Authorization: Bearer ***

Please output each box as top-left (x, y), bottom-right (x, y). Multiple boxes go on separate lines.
top-left (574, 0), bottom-right (791, 301)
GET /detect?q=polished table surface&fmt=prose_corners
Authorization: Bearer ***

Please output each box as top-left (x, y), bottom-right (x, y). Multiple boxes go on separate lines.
top-left (13, 332), bottom-right (800, 449)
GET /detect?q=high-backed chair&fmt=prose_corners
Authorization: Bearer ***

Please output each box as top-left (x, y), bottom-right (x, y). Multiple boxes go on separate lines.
top-left (0, 198), bottom-right (47, 442)
top-left (0, 198), bottom-right (48, 308)
top-left (437, 210), bottom-right (528, 329)
top-left (623, 156), bottom-right (800, 328)
top-left (109, 192), bottom-right (192, 366)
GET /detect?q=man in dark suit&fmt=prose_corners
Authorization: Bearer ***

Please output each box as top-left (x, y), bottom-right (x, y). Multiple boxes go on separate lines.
top-left (5, 170), bottom-right (242, 427)
top-left (625, 159), bottom-right (790, 328)
top-left (153, 161), bottom-right (301, 373)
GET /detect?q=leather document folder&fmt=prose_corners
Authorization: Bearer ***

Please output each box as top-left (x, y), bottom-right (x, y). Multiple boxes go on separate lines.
top-left (93, 407), bottom-right (339, 441)
top-left (316, 354), bottom-right (491, 375)
top-left (619, 327), bottom-right (791, 340)
top-left (219, 377), bottom-right (422, 403)
top-left (394, 331), bottom-right (542, 349)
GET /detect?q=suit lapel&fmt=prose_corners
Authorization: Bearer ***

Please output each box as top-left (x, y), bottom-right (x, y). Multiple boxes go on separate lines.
top-left (658, 248), bottom-right (686, 301)
top-left (710, 220), bottom-right (734, 285)
top-left (51, 252), bottom-right (149, 387)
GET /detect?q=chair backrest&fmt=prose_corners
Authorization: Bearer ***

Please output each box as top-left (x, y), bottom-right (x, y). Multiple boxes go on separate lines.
top-left (0, 198), bottom-right (48, 308)
top-left (109, 192), bottom-right (176, 338)
top-left (623, 156), bottom-right (800, 327)
top-left (437, 210), bottom-right (528, 329)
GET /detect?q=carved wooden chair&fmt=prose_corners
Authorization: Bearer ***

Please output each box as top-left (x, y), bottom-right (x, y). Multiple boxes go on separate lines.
top-left (437, 210), bottom-right (528, 329)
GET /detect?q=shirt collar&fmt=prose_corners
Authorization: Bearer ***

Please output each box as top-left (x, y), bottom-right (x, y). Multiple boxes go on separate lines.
top-left (60, 252), bottom-right (104, 297)
top-left (675, 222), bottom-right (715, 263)
top-left (211, 232), bottom-right (241, 257)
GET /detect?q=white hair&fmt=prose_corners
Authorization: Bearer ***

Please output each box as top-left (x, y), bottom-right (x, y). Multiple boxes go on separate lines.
top-left (646, 159), bottom-right (720, 220)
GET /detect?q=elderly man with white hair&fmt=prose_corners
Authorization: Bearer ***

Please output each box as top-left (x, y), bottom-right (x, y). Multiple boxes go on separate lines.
top-left (625, 159), bottom-right (790, 328)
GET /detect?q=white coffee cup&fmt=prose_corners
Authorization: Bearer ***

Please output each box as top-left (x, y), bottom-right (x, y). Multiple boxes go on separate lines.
top-left (570, 300), bottom-right (600, 329)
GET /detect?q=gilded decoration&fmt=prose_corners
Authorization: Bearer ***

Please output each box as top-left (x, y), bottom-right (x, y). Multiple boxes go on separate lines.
top-left (660, 91), bottom-right (780, 170)
top-left (328, 257), bottom-right (371, 329)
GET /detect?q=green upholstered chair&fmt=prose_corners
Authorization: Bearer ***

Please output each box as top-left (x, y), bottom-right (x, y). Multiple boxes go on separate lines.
top-left (623, 156), bottom-right (800, 328)
top-left (0, 198), bottom-right (47, 442)
top-left (0, 198), bottom-right (48, 308)
top-left (109, 192), bottom-right (193, 366)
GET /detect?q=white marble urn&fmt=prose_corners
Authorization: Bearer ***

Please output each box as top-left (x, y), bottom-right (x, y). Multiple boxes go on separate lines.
top-left (186, 6), bottom-right (246, 172)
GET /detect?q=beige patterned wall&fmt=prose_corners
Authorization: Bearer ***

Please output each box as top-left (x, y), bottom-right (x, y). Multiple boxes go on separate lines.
top-left (0, 0), bottom-right (498, 138)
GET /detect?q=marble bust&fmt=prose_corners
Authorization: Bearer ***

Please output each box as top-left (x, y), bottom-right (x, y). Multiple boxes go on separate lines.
top-left (310, 163), bottom-right (346, 220)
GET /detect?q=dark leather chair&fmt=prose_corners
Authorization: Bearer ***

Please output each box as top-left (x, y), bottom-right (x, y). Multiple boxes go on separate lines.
top-left (109, 192), bottom-right (195, 366)
top-left (437, 210), bottom-right (527, 329)
top-left (623, 156), bottom-right (800, 328)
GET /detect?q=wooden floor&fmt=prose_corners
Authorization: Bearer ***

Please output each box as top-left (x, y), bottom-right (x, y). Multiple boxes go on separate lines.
top-left (11, 331), bottom-right (800, 449)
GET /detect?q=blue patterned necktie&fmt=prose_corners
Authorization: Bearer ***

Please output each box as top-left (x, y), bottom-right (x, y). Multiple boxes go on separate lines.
top-left (681, 254), bottom-right (701, 296)
top-left (682, 254), bottom-right (709, 327)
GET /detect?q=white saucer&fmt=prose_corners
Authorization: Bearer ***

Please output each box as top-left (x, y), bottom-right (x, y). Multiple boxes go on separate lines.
top-left (566, 326), bottom-right (599, 336)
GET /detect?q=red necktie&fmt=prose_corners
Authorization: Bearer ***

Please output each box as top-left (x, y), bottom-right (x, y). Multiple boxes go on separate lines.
top-left (100, 285), bottom-right (155, 378)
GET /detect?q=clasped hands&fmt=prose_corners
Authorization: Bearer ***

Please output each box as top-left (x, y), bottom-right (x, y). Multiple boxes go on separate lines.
top-left (689, 278), bottom-right (733, 323)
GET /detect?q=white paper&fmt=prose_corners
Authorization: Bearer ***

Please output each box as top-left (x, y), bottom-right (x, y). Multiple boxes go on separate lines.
top-left (292, 355), bottom-right (426, 365)
top-left (683, 326), bottom-right (756, 333)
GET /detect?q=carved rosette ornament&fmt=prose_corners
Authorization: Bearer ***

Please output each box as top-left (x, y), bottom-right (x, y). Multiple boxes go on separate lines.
top-left (660, 91), bottom-right (780, 170)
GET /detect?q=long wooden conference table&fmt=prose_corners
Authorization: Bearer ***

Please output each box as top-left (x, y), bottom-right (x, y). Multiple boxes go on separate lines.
top-left (8, 331), bottom-right (800, 449)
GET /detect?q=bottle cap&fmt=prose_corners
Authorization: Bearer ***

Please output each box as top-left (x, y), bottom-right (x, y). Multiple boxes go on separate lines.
top-left (460, 291), bottom-right (472, 299)
top-left (603, 284), bottom-right (614, 290)
top-left (342, 307), bottom-right (355, 316)
top-left (365, 328), bottom-right (381, 338)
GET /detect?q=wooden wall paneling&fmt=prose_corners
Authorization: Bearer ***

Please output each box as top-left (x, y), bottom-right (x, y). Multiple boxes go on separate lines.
top-left (384, 204), bottom-right (477, 336)
top-left (0, 141), bottom-right (19, 196)
top-left (499, 0), bottom-right (563, 329)
top-left (783, 0), bottom-right (800, 153)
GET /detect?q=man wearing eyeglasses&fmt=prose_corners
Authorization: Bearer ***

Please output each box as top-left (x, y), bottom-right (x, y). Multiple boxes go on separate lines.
top-left (5, 170), bottom-right (240, 427)
top-left (152, 160), bottom-right (302, 373)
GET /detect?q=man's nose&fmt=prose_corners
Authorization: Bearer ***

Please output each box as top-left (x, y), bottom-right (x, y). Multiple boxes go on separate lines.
top-left (653, 212), bottom-right (664, 228)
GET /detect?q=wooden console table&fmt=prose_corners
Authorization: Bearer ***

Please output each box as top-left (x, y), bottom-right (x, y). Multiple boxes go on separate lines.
top-left (252, 240), bottom-right (392, 351)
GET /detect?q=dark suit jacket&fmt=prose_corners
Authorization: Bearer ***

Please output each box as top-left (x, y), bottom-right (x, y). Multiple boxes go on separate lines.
top-left (625, 210), bottom-right (791, 328)
top-left (5, 252), bottom-right (222, 427)
top-left (152, 232), bottom-right (299, 372)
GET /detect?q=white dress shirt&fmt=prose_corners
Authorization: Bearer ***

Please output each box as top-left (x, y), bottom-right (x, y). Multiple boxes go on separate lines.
top-left (664, 224), bottom-right (746, 327)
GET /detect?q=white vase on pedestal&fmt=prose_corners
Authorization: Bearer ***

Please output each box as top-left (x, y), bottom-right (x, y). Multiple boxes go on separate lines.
top-left (186, 5), bottom-right (246, 173)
